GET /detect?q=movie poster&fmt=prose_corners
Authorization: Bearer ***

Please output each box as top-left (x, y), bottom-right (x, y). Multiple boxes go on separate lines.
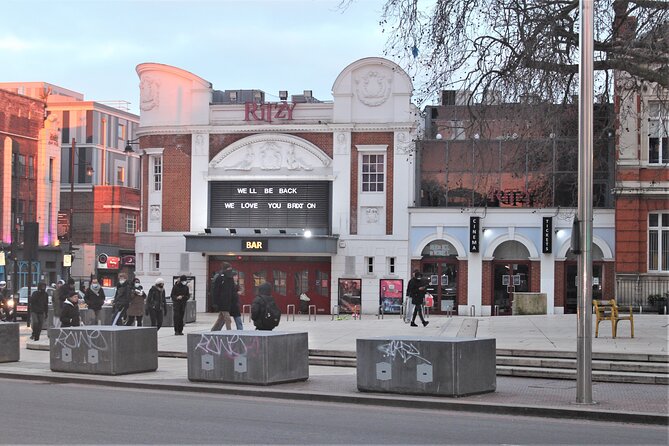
top-left (337, 278), bottom-right (361, 314)
top-left (379, 279), bottom-right (403, 314)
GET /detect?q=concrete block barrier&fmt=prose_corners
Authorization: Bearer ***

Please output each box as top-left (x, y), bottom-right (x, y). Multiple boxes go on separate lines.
top-left (49, 326), bottom-right (158, 375)
top-left (356, 336), bottom-right (496, 397)
top-left (0, 322), bottom-right (20, 362)
top-left (187, 331), bottom-right (309, 385)
top-left (162, 300), bottom-right (197, 327)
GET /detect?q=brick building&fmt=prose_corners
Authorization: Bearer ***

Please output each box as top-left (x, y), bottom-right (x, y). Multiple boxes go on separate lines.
top-left (0, 88), bottom-right (62, 289)
top-left (132, 58), bottom-right (417, 314)
top-left (0, 82), bottom-right (140, 287)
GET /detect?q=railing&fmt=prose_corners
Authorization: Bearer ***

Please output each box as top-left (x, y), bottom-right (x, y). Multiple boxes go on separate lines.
top-left (615, 276), bottom-right (669, 309)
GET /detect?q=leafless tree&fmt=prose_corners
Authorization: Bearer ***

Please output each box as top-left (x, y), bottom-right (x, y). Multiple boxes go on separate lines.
top-left (342, 0), bottom-right (668, 105)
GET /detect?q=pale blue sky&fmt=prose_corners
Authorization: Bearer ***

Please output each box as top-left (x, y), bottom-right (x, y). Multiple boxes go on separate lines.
top-left (1, 0), bottom-right (389, 114)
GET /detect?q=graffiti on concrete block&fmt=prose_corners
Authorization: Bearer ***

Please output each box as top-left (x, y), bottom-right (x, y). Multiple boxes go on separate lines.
top-left (195, 334), bottom-right (261, 359)
top-left (54, 329), bottom-right (109, 351)
top-left (377, 340), bottom-right (431, 365)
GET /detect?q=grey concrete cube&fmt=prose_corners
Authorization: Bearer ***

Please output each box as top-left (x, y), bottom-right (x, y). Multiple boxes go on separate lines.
top-left (162, 300), bottom-right (197, 327)
top-left (49, 326), bottom-right (158, 375)
top-left (357, 336), bottom-right (496, 397)
top-left (187, 331), bottom-right (309, 385)
top-left (0, 322), bottom-right (20, 362)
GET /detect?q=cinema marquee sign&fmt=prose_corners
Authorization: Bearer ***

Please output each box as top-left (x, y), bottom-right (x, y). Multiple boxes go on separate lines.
top-left (210, 181), bottom-right (330, 229)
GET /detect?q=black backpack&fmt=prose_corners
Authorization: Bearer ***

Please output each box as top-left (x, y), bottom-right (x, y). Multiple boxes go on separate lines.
top-left (261, 296), bottom-right (281, 330)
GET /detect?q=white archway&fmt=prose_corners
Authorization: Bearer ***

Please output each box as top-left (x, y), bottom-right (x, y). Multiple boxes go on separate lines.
top-left (483, 233), bottom-right (539, 259)
top-left (413, 234), bottom-right (467, 258)
top-left (556, 235), bottom-right (613, 259)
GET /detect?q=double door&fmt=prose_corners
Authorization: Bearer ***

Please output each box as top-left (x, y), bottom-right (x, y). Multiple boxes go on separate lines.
top-left (421, 260), bottom-right (458, 314)
top-left (493, 262), bottom-right (530, 315)
top-left (564, 263), bottom-right (604, 314)
top-left (209, 257), bottom-right (331, 314)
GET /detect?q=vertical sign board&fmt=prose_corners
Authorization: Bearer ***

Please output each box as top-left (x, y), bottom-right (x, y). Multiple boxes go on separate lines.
top-left (542, 217), bottom-right (553, 253)
top-left (469, 217), bottom-right (480, 253)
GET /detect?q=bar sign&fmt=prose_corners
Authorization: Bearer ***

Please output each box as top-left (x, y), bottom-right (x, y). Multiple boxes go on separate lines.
top-left (469, 217), bottom-right (480, 253)
top-left (542, 217), bottom-right (552, 253)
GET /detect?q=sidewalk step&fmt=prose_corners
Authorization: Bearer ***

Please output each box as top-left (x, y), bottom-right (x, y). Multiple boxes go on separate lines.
top-left (496, 365), bottom-right (668, 385)
top-left (497, 356), bottom-right (669, 374)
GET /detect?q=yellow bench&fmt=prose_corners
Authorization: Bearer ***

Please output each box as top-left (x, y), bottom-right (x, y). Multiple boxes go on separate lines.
top-left (594, 299), bottom-right (634, 339)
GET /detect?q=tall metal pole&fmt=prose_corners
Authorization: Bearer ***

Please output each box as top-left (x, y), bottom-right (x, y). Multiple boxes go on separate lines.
top-left (69, 138), bottom-right (75, 280)
top-left (576, 0), bottom-right (594, 404)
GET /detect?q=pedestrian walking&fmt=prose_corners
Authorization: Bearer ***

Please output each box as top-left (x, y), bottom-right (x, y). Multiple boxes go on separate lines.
top-left (29, 282), bottom-right (49, 341)
top-left (111, 273), bottom-right (132, 326)
top-left (83, 279), bottom-right (105, 325)
top-left (251, 282), bottom-right (281, 331)
top-left (171, 275), bottom-right (190, 335)
top-left (230, 279), bottom-right (243, 330)
top-left (146, 278), bottom-right (167, 330)
top-left (60, 290), bottom-right (81, 328)
top-left (211, 263), bottom-right (234, 331)
top-left (126, 283), bottom-right (146, 326)
top-left (407, 270), bottom-right (429, 327)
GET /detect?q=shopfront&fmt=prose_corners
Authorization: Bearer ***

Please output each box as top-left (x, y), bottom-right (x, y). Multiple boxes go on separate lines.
top-left (419, 240), bottom-right (460, 314)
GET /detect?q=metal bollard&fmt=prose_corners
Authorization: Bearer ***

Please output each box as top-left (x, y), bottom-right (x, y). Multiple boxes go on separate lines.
top-left (242, 304), bottom-right (252, 322)
top-left (286, 304), bottom-right (296, 321)
top-left (331, 305), bottom-right (340, 320)
top-left (308, 304), bottom-right (317, 321)
top-left (424, 305), bottom-right (430, 319)
top-left (493, 305), bottom-right (499, 316)
top-left (377, 305), bottom-right (384, 319)
top-left (470, 305), bottom-right (475, 317)
top-left (446, 306), bottom-right (453, 318)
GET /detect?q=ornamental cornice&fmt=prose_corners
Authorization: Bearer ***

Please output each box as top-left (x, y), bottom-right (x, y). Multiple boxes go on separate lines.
top-left (136, 123), bottom-right (417, 137)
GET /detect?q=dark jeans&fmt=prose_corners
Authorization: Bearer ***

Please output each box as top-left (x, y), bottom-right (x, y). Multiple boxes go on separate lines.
top-left (411, 303), bottom-right (426, 324)
top-left (173, 301), bottom-right (186, 334)
top-left (112, 305), bottom-right (128, 326)
top-left (148, 308), bottom-right (164, 330)
top-left (31, 312), bottom-right (45, 340)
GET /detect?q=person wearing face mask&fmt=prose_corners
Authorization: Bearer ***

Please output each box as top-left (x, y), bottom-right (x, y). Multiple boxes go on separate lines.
top-left (84, 279), bottom-right (106, 325)
top-left (170, 275), bottom-right (190, 335)
top-left (146, 278), bottom-right (167, 330)
top-left (111, 272), bottom-right (132, 325)
top-left (126, 281), bottom-right (146, 326)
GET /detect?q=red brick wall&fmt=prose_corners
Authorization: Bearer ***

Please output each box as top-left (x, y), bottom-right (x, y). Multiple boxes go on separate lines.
top-left (602, 261), bottom-right (615, 299)
top-left (530, 261), bottom-right (541, 292)
top-left (482, 261), bottom-right (492, 306)
top-left (350, 132), bottom-right (394, 235)
top-left (143, 134), bottom-right (192, 232)
top-left (554, 261), bottom-right (565, 307)
top-left (615, 196), bottom-right (667, 274)
top-left (458, 260), bottom-right (468, 306)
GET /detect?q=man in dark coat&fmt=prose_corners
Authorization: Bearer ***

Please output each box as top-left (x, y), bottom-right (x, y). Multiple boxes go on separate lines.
top-left (111, 273), bottom-right (132, 326)
top-left (29, 282), bottom-right (49, 341)
top-left (146, 278), bottom-right (167, 330)
top-left (211, 263), bottom-right (235, 331)
top-left (407, 270), bottom-right (429, 327)
top-left (170, 275), bottom-right (190, 335)
top-left (60, 291), bottom-right (81, 327)
top-left (53, 278), bottom-right (75, 327)
top-left (251, 282), bottom-right (280, 331)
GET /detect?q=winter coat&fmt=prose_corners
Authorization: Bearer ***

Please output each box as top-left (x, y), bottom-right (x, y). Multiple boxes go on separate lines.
top-left (84, 287), bottom-right (106, 311)
top-left (53, 284), bottom-right (74, 317)
top-left (60, 300), bottom-right (81, 327)
top-left (251, 283), bottom-right (276, 330)
top-left (127, 290), bottom-right (146, 317)
top-left (212, 270), bottom-right (235, 312)
top-left (407, 276), bottom-right (426, 306)
top-left (29, 289), bottom-right (49, 314)
top-left (113, 281), bottom-right (132, 308)
top-left (170, 281), bottom-right (190, 304)
top-left (146, 285), bottom-right (167, 315)
top-left (230, 287), bottom-right (241, 318)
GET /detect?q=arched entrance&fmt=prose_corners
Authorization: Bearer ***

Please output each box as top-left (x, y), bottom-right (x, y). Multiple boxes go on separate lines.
top-left (563, 245), bottom-right (605, 314)
top-left (492, 241), bottom-right (531, 315)
top-left (420, 240), bottom-right (459, 314)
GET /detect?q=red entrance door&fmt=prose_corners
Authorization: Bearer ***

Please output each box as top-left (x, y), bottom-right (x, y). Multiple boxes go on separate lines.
top-left (208, 257), bottom-right (331, 314)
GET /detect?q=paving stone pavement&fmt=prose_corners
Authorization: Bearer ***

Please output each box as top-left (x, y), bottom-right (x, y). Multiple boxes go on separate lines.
top-left (2, 313), bottom-right (668, 424)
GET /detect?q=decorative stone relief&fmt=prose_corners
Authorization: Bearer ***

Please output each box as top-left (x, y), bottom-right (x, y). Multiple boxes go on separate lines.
top-left (140, 77), bottom-right (160, 111)
top-left (355, 70), bottom-right (392, 107)
top-left (150, 205), bottom-right (161, 221)
top-left (395, 132), bottom-right (414, 155)
top-left (364, 207), bottom-right (380, 224)
top-left (334, 132), bottom-right (349, 155)
top-left (193, 133), bottom-right (208, 157)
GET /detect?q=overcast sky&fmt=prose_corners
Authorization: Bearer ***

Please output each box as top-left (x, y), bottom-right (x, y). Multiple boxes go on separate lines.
top-left (1, 0), bottom-right (390, 114)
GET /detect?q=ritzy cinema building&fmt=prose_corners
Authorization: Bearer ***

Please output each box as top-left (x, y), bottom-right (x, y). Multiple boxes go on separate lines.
top-left (133, 57), bottom-right (418, 315)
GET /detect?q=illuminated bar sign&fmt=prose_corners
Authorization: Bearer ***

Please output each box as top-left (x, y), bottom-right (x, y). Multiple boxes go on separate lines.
top-left (542, 217), bottom-right (553, 253)
top-left (469, 217), bottom-right (480, 253)
top-left (242, 239), bottom-right (268, 252)
top-left (209, 181), bottom-right (330, 230)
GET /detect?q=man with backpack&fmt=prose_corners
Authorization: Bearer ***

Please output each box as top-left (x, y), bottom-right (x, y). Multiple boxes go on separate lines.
top-left (251, 282), bottom-right (281, 331)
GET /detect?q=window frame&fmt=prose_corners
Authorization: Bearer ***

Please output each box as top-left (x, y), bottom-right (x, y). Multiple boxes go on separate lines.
top-left (648, 212), bottom-right (669, 272)
top-left (152, 156), bottom-right (162, 191)
top-left (647, 102), bottom-right (668, 165)
top-left (360, 153), bottom-right (385, 193)
top-left (125, 214), bottom-right (137, 234)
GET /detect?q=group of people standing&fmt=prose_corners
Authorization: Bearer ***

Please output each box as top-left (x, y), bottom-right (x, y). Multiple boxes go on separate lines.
top-left (26, 273), bottom-right (189, 340)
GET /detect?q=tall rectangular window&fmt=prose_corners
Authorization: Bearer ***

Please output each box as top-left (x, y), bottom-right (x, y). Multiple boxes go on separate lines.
top-left (361, 154), bottom-right (385, 192)
top-left (125, 214), bottom-right (137, 233)
top-left (117, 166), bottom-right (125, 185)
top-left (648, 102), bottom-right (669, 164)
top-left (49, 158), bottom-right (54, 182)
top-left (387, 257), bottom-right (396, 274)
top-left (151, 253), bottom-right (160, 271)
top-left (118, 123), bottom-right (126, 141)
top-left (28, 156), bottom-right (35, 179)
top-left (153, 157), bottom-right (162, 191)
top-left (649, 213), bottom-right (669, 272)
top-left (365, 256), bottom-right (374, 274)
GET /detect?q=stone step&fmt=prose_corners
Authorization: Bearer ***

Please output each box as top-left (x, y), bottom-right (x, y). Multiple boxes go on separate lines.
top-left (496, 365), bottom-right (669, 385)
top-left (496, 356), bottom-right (669, 374)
